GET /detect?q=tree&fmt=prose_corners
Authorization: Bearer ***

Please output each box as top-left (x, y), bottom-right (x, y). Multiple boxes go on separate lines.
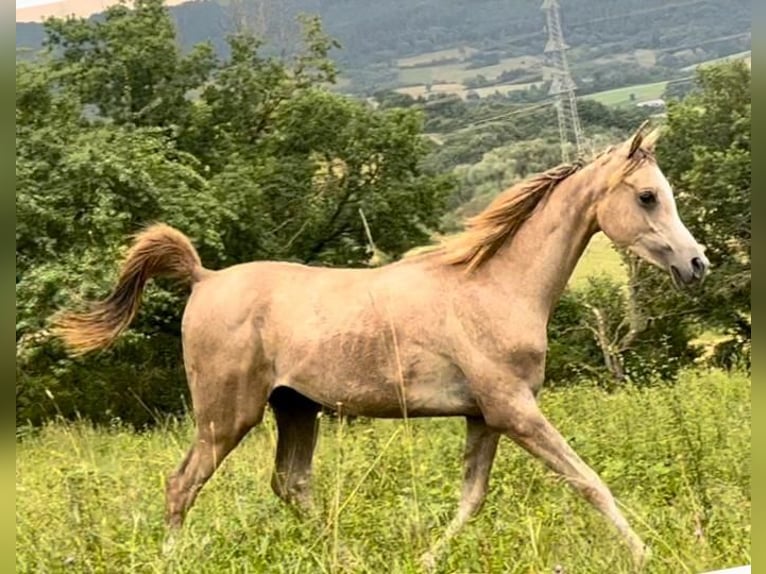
top-left (546, 272), bottom-right (699, 387)
top-left (653, 61), bottom-right (750, 360)
top-left (43, 0), bottom-right (216, 128)
top-left (16, 60), bottom-right (227, 425)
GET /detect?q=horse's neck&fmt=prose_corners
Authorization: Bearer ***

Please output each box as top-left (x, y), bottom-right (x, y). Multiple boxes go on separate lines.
top-left (485, 170), bottom-right (601, 316)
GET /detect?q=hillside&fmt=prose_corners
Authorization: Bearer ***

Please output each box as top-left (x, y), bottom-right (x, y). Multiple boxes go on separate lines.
top-left (17, 0), bottom-right (752, 97)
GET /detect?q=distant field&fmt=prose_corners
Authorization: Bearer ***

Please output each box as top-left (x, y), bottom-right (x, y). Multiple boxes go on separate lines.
top-left (397, 55), bottom-right (542, 86)
top-left (395, 82), bottom-right (465, 99)
top-left (471, 81), bottom-right (544, 98)
top-left (584, 81), bottom-right (669, 107)
top-left (570, 232), bottom-right (626, 288)
top-left (397, 47), bottom-right (478, 68)
top-left (585, 49), bottom-right (656, 69)
top-left (395, 79), bottom-right (542, 100)
top-left (633, 49), bottom-right (657, 67)
top-left (388, 44), bottom-right (728, 108)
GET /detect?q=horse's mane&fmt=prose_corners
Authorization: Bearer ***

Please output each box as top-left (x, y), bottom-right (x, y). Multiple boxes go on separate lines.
top-left (409, 121), bottom-right (660, 273)
top-left (436, 161), bottom-right (584, 272)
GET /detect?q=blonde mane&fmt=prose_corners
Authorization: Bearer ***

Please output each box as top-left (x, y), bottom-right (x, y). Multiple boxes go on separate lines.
top-left (437, 161), bottom-right (584, 272)
top-left (415, 121), bottom-right (661, 273)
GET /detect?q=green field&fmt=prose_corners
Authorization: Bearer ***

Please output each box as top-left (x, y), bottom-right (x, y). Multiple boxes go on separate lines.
top-left (584, 81), bottom-right (669, 107)
top-left (396, 47), bottom-right (479, 68)
top-left (570, 232), bottom-right (626, 288)
top-left (16, 370), bottom-right (749, 573)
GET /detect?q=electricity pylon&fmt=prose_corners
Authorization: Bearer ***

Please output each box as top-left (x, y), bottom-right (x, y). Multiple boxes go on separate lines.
top-left (541, 0), bottom-right (588, 162)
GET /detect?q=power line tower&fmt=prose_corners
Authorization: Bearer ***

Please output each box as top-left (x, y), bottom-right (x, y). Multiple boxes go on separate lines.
top-left (541, 0), bottom-right (587, 162)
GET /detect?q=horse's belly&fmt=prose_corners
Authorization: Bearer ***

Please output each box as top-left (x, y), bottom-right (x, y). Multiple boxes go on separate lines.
top-left (395, 375), bottom-right (482, 418)
top-left (283, 361), bottom-right (481, 419)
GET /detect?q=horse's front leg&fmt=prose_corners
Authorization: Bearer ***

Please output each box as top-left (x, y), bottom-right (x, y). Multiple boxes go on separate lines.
top-left (484, 385), bottom-right (648, 567)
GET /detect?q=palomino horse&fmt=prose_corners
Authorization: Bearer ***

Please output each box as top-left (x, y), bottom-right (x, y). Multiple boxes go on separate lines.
top-left (53, 122), bottom-right (709, 568)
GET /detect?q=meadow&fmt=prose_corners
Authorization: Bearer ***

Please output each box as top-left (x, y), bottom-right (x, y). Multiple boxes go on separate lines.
top-left (569, 233), bottom-right (626, 288)
top-left (397, 55), bottom-right (543, 87)
top-left (583, 81), bottom-right (669, 108)
top-left (16, 369), bottom-right (749, 573)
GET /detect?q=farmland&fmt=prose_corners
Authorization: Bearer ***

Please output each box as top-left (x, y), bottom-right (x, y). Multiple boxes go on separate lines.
top-left (570, 233), bottom-right (626, 288)
top-left (397, 55), bottom-right (544, 86)
top-left (583, 81), bottom-right (671, 107)
top-left (396, 80), bottom-right (543, 101)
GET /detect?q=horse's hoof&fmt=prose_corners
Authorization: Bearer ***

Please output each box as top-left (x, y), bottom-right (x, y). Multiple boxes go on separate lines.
top-left (420, 551), bottom-right (437, 572)
top-left (632, 543), bottom-right (652, 570)
top-left (161, 533), bottom-right (178, 557)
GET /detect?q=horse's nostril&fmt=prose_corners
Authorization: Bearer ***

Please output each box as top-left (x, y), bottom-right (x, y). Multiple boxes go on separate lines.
top-left (691, 257), bottom-right (706, 276)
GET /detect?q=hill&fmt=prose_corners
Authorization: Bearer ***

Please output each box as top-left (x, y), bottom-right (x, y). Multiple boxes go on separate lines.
top-left (17, 0), bottom-right (752, 97)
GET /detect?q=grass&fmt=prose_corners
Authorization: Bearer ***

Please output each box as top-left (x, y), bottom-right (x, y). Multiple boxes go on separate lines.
top-left (17, 369), bottom-right (749, 573)
top-left (584, 81), bottom-right (669, 107)
top-left (570, 233), bottom-right (627, 288)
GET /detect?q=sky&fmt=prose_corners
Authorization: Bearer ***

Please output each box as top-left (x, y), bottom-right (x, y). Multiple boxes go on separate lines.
top-left (16, 0), bottom-right (60, 8)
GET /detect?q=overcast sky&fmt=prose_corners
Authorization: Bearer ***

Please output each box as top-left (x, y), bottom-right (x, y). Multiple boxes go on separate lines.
top-left (17, 0), bottom-right (59, 8)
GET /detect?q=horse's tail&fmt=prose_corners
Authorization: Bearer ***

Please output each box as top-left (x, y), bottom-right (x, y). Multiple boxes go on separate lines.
top-left (52, 223), bottom-right (208, 357)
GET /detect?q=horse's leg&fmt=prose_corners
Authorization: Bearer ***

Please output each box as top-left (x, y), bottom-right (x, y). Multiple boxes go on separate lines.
top-left (268, 387), bottom-right (321, 512)
top-left (165, 417), bottom-right (255, 528)
top-left (165, 371), bottom-right (269, 529)
top-left (421, 416), bottom-right (499, 570)
top-left (492, 391), bottom-right (648, 566)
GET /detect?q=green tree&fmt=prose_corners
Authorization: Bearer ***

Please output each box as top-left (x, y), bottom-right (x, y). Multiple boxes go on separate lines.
top-left (653, 61), bottom-right (750, 359)
top-left (43, 0), bottom-right (215, 128)
top-left (17, 59), bottom-right (227, 425)
top-left (546, 272), bottom-right (699, 387)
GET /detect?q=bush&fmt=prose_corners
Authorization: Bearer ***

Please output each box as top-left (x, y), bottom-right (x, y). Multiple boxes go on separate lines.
top-left (547, 275), bottom-right (699, 388)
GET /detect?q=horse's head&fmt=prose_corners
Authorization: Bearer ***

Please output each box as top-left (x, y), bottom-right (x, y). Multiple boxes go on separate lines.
top-left (595, 123), bottom-right (709, 289)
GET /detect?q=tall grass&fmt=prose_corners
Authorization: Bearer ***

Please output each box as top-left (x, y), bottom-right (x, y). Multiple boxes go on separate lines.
top-left (16, 369), bottom-right (749, 573)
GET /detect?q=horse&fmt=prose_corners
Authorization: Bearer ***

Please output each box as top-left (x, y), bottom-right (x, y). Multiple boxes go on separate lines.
top-left (52, 121), bottom-right (709, 568)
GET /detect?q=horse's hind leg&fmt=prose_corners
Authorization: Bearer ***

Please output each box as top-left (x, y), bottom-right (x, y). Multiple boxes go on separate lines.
top-left (165, 370), bottom-right (269, 528)
top-left (421, 416), bottom-right (499, 570)
top-left (269, 387), bottom-right (321, 512)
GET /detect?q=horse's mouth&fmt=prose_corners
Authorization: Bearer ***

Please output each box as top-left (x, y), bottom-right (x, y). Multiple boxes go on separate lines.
top-left (669, 265), bottom-right (697, 291)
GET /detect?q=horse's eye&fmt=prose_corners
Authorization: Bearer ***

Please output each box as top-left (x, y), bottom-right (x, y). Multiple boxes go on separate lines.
top-left (638, 190), bottom-right (656, 206)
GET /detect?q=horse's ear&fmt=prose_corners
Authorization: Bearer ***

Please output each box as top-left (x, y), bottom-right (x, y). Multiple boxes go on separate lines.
top-left (627, 120), bottom-right (651, 158)
top-left (641, 126), bottom-right (663, 152)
